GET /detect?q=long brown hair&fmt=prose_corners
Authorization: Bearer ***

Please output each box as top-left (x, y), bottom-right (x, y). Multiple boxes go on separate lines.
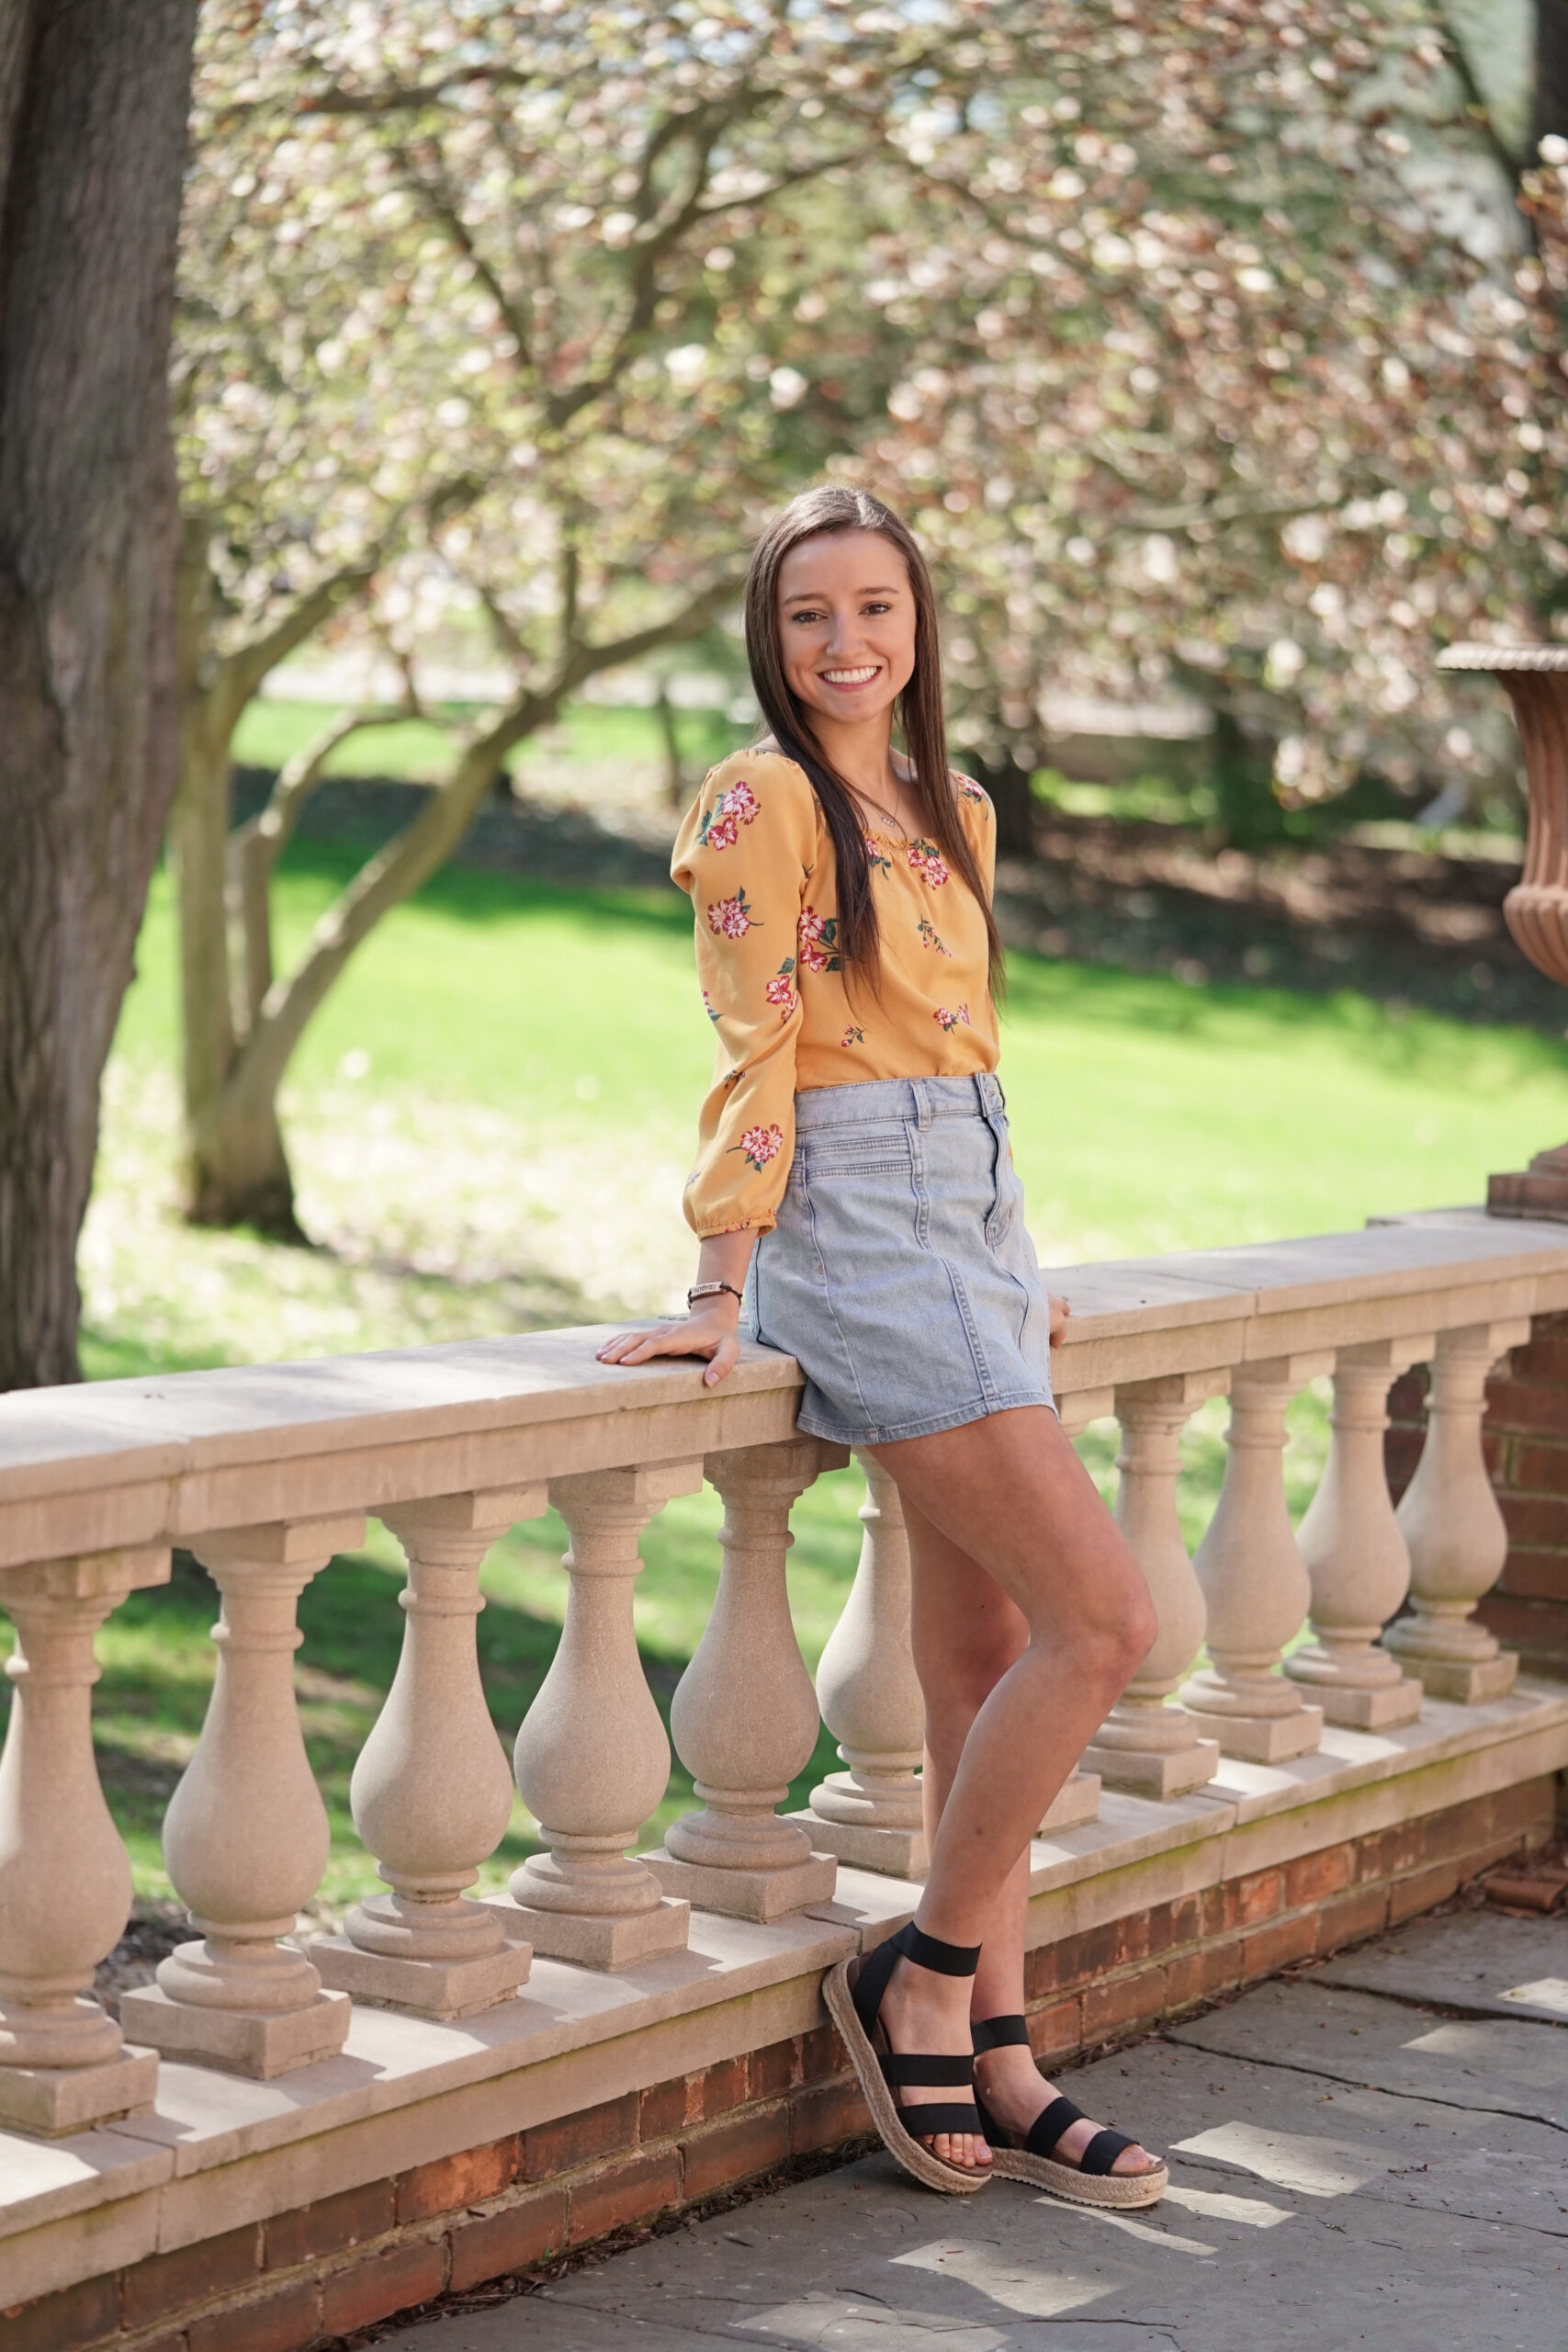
top-left (742, 485), bottom-right (1004, 989)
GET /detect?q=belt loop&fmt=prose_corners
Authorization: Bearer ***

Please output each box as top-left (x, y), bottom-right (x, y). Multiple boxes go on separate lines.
top-left (911, 1078), bottom-right (931, 1130)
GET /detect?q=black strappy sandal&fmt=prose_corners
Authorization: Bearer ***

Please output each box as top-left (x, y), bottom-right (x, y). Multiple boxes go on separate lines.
top-left (972, 2014), bottom-right (1168, 2210)
top-left (824, 1922), bottom-right (992, 2195)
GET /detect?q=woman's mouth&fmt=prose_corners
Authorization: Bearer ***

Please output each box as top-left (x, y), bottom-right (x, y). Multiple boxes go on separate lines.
top-left (818, 665), bottom-right (880, 691)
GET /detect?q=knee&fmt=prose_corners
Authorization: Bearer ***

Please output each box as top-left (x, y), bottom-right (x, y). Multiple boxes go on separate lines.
top-left (1101, 1577), bottom-right (1159, 1686)
top-left (915, 1624), bottom-right (1024, 1750)
top-left (915, 1628), bottom-right (1023, 1720)
top-left (1048, 1565), bottom-right (1157, 1693)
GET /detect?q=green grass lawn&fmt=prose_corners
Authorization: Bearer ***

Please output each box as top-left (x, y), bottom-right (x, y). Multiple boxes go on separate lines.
top-left (232, 695), bottom-right (748, 791)
top-left (51, 838), bottom-right (1568, 1910)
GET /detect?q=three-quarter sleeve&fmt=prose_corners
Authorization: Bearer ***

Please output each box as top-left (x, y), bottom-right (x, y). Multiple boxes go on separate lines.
top-left (671, 752), bottom-right (818, 1238)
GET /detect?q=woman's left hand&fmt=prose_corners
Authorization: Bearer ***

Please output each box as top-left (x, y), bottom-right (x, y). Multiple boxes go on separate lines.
top-left (1048, 1293), bottom-right (1071, 1347)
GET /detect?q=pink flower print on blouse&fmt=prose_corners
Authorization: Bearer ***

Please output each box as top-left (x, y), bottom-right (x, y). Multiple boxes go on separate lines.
top-left (908, 838), bottom-right (950, 887)
top-left (707, 887), bottom-right (759, 940)
top-left (958, 778), bottom-right (987, 806)
top-left (764, 956), bottom-right (797, 1023)
top-left (730, 1122), bottom-right (784, 1172)
top-left (702, 989), bottom-right (721, 1023)
top-left (698, 778), bottom-right (760, 853)
top-left (797, 905), bottom-right (841, 972)
top-left (932, 1002), bottom-right (972, 1032)
top-left (917, 917), bottom-right (952, 956)
top-left (863, 834), bottom-right (893, 874)
top-left (840, 1023), bottom-right (865, 1046)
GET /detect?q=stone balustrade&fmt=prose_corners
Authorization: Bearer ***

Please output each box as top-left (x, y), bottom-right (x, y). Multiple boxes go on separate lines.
top-left (2, 1206), bottom-right (1567, 2157)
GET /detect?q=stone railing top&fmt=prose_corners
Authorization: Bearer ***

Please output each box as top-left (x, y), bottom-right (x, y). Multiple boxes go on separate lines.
top-left (1436, 642), bottom-right (1568, 672)
top-left (1, 1206), bottom-right (1565, 1568)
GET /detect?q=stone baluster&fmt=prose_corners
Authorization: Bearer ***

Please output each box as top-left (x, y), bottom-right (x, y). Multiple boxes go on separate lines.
top-left (1084, 1375), bottom-right (1224, 1799)
top-left (1285, 1339), bottom-right (1433, 1726)
top-left (1039, 1387), bottom-right (1112, 1832)
top-left (1179, 1354), bottom-right (1332, 1762)
top-left (1383, 1319), bottom-right (1530, 1702)
top-left (120, 1516), bottom-right (363, 2077)
top-left (803, 1453), bottom-right (931, 1878)
top-left (309, 1488), bottom-right (543, 2018)
top-left (649, 1439), bottom-right (845, 1921)
top-left (497, 1464), bottom-right (700, 1969)
top-left (0, 1546), bottom-right (169, 2136)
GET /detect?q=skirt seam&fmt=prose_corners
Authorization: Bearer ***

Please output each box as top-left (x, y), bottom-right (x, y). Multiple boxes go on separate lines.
top-left (801, 1181), bottom-right (876, 1434)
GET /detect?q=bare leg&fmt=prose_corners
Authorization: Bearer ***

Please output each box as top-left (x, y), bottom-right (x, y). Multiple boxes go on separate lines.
top-left (864, 1406), bottom-right (1158, 2173)
top-left (912, 1537), bottom-right (1159, 2177)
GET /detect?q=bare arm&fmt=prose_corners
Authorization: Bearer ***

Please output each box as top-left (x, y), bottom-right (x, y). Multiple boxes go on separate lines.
top-left (594, 1228), bottom-right (757, 1388)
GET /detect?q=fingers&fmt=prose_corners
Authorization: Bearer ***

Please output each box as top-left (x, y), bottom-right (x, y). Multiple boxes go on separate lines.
top-left (594, 1321), bottom-right (705, 1365)
top-left (703, 1332), bottom-right (741, 1388)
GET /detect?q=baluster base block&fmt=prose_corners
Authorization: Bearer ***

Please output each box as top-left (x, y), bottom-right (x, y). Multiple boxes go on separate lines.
top-left (784, 1812), bottom-right (930, 1879)
top-left (0, 2046), bottom-right (157, 2138)
top-left (1393, 1651), bottom-right (1518, 1705)
top-left (1039, 1770), bottom-right (1103, 1832)
top-left (1180, 1702), bottom-right (1324, 1763)
top-left (307, 1932), bottom-right (532, 2019)
top-left (1283, 1660), bottom-right (1425, 1729)
top-left (1082, 1736), bottom-right (1219, 1800)
top-left (484, 1892), bottom-right (690, 1972)
top-left (643, 1847), bottom-right (838, 1924)
top-left (118, 1983), bottom-right (350, 2079)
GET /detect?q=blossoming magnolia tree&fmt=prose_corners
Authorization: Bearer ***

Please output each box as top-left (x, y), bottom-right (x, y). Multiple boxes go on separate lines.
top-left (175, 0), bottom-right (1032, 1234)
top-left (171, 0), bottom-right (1568, 1247)
top-left (849, 1), bottom-right (1568, 842)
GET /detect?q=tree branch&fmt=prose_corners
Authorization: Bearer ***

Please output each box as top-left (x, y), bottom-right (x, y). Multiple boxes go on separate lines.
top-left (225, 572), bottom-right (743, 1111)
top-left (225, 700), bottom-right (423, 1039)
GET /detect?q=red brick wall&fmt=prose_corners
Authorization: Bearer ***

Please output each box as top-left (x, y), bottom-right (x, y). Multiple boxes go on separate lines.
top-left (6, 1774), bottom-right (1552, 2352)
top-left (1386, 1311), bottom-right (1568, 1678)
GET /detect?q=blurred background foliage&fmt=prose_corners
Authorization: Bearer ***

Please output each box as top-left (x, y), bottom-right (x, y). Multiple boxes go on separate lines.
top-left (170, 0), bottom-right (1568, 1234)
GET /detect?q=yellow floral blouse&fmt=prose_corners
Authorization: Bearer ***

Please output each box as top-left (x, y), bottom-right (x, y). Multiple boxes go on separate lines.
top-left (672, 748), bottom-right (999, 1238)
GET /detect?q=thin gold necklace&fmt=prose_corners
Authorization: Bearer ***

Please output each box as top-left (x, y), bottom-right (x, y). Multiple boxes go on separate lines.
top-left (861, 770), bottom-right (908, 835)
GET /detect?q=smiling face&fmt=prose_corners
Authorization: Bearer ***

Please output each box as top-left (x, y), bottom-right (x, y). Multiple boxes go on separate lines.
top-left (775, 528), bottom-right (917, 746)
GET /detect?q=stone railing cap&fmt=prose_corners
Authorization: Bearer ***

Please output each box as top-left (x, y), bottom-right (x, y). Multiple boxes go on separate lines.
top-left (1436, 642), bottom-right (1568, 673)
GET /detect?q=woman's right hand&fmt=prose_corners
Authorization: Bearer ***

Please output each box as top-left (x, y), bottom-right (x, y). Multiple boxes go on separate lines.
top-left (594, 1295), bottom-right (742, 1389)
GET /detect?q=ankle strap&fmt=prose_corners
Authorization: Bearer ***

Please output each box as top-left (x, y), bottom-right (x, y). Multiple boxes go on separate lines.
top-left (892, 1919), bottom-right (982, 1978)
top-left (972, 2013), bottom-right (1031, 2053)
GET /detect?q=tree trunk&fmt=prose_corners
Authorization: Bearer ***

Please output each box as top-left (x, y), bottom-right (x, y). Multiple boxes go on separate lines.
top-left (0, 0), bottom-right (199, 1391)
top-left (1536, 0), bottom-right (1568, 153)
top-left (1211, 704), bottom-right (1286, 850)
top-left (656, 682), bottom-right (686, 808)
top-left (967, 748), bottom-right (1039, 861)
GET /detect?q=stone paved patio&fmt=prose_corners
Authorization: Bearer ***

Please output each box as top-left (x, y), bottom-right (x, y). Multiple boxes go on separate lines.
top-left (377, 1908), bottom-right (1566, 2351)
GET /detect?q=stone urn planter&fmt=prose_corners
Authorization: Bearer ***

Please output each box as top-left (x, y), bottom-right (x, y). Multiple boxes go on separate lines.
top-left (1437, 643), bottom-right (1568, 1219)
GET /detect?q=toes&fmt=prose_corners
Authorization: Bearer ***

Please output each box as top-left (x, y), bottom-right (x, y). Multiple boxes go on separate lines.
top-left (1111, 2144), bottom-right (1161, 2177)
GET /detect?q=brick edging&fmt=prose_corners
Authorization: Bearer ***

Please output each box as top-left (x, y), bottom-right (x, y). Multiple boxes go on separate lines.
top-left (6, 1773), bottom-right (1554, 2352)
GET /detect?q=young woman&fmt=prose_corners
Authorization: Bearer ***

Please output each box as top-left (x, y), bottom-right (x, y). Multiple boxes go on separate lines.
top-left (596, 485), bottom-right (1165, 2205)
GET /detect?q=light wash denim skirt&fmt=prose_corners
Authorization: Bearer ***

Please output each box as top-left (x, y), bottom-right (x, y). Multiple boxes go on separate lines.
top-left (748, 1071), bottom-right (1056, 1447)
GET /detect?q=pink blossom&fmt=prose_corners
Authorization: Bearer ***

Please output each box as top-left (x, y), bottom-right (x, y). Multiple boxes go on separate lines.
top-left (722, 780), bottom-right (759, 823)
top-left (706, 812), bottom-right (739, 852)
top-left (765, 973), bottom-right (796, 1021)
top-left (739, 1123), bottom-right (784, 1168)
top-left (797, 904), bottom-right (839, 972)
top-left (708, 892), bottom-right (753, 939)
